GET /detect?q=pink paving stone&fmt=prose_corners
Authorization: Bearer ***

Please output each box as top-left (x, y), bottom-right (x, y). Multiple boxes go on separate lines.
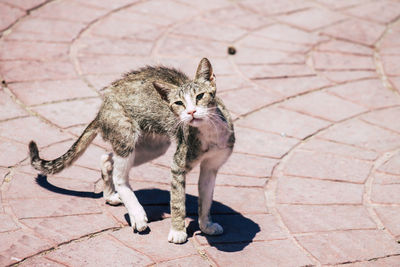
top-left (238, 64), bottom-right (316, 79)
top-left (371, 184), bottom-right (400, 204)
top-left (378, 151), bottom-right (400, 175)
top-left (319, 119), bottom-right (400, 152)
top-left (237, 106), bottom-right (331, 139)
top-left (22, 213), bottom-right (118, 244)
top-left (344, 0), bottom-right (400, 24)
top-left (0, 140), bottom-right (29, 167)
top-left (316, 40), bottom-right (373, 56)
top-left (0, 60), bottom-right (77, 82)
top-left (390, 76), bottom-right (400, 94)
top-left (382, 54), bottom-right (400, 76)
top-left (175, 0), bottom-right (231, 10)
top-left (193, 214), bottom-right (288, 244)
top-left (296, 230), bottom-right (400, 265)
top-left (172, 19), bottom-right (247, 43)
top-left (30, 0), bottom-right (108, 23)
top-left (5, 171), bottom-right (95, 200)
top-left (255, 75), bottom-right (332, 97)
top-left (11, 17), bottom-right (85, 42)
top-left (315, 0), bottom-right (367, 10)
top-left (277, 205), bottom-right (376, 233)
top-left (8, 79), bottom-right (98, 106)
top-left (132, 0), bottom-right (199, 21)
top-left (373, 171), bottom-right (400, 185)
top-left (322, 18), bottom-right (386, 46)
top-left (337, 256), bottom-right (400, 267)
top-left (0, 3), bottom-right (25, 32)
top-left (312, 51), bottom-right (375, 70)
top-left (206, 239), bottom-right (314, 267)
top-left (277, 176), bottom-right (364, 204)
top-left (84, 73), bottom-right (121, 90)
top-left (299, 138), bottom-right (378, 161)
top-left (253, 24), bottom-right (328, 45)
top-left (0, 90), bottom-right (27, 121)
top-left (238, 34), bottom-right (311, 53)
top-left (234, 126), bottom-right (299, 159)
top-left (158, 36), bottom-right (228, 58)
top-left (116, 7), bottom-right (179, 26)
top-left (157, 255), bottom-right (210, 267)
top-left (222, 86), bottom-right (282, 116)
top-left (10, 196), bottom-right (102, 219)
top-left (0, 116), bottom-right (72, 147)
top-left (241, 0), bottom-right (313, 16)
top-left (201, 5), bottom-right (272, 31)
top-left (186, 185), bottom-right (268, 214)
top-left (0, 40), bottom-right (69, 61)
top-left (20, 163), bottom-right (101, 184)
top-left (277, 7), bottom-right (346, 31)
top-left (46, 233), bottom-right (153, 266)
top-left (219, 152), bottom-right (278, 178)
top-left (0, 230), bottom-right (51, 266)
top-left (327, 79), bottom-right (400, 109)
top-left (283, 150), bottom-right (372, 183)
top-left (32, 98), bottom-right (101, 129)
top-left (0, 213), bottom-right (20, 233)
top-left (19, 256), bottom-right (65, 267)
top-left (374, 206), bottom-right (400, 238)
top-left (111, 220), bottom-right (197, 262)
top-left (279, 90), bottom-right (367, 122)
top-left (321, 70), bottom-right (377, 83)
top-left (70, 0), bottom-right (138, 10)
top-left (84, 15), bottom-right (157, 39)
top-left (77, 36), bottom-right (153, 57)
top-left (2, 0), bottom-right (48, 11)
top-left (233, 47), bottom-right (304, 65)
top-left (215, 75), bottom-right (249, 93)
top-left (78, 55), bottom-right (155, 75)
top-left (129, 163), bottom-right (170, 184)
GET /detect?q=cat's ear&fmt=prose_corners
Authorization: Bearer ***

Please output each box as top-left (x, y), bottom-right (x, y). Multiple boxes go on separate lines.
top-left (153, 81), bottom-right (177, 101)
top-left (195, 58), bottom-right (216, 84)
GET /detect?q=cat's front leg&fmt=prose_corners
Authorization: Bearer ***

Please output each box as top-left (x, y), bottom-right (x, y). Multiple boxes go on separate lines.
top-left (168, 153), bottom-right (188, 244)
top-left (198, 163), bottom-right (223, 236)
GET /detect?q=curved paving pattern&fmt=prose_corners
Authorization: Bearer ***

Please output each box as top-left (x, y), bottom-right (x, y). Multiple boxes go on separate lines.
top-left (1, 0), bottom-right (400, 266)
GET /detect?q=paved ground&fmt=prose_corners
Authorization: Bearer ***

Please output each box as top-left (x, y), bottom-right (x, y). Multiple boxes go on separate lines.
top-left (1, 0), bottom-right (400, 266)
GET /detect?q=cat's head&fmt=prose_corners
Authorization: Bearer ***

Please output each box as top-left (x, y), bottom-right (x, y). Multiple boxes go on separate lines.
top-left (153, 58), bottom-right (217, 127)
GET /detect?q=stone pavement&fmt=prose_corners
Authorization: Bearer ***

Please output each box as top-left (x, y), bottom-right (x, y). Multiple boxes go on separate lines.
top-left (1, 0), bottom-right (400, 266)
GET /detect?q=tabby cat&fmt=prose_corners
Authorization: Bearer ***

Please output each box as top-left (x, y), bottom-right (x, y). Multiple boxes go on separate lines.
top-left (29, 58), bottom-right (235, 244)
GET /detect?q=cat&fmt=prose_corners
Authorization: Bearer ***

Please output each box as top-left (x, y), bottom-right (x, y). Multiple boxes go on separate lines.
top-left (28, 58), bottom-right (235, 244)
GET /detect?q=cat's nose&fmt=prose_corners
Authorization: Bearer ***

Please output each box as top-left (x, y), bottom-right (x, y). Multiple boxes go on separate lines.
top-left (187, 110), bottom-right (197, 117)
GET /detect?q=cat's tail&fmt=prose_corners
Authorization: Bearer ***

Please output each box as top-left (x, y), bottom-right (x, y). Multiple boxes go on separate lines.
top-left (29, 118), bottom-right (99, 175)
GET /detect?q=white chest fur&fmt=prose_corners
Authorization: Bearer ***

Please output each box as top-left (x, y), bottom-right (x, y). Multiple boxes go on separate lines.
top-left (197, 116), bottom-right (232, 152)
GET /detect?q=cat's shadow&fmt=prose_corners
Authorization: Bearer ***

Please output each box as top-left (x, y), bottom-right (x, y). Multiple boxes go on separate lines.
top-left (36, 175), bottom-right (260, 252)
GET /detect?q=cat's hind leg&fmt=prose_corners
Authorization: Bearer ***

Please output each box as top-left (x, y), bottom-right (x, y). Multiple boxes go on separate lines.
top-left (101, 153), bottom-right (122, 205)
top-left (113, 152), bottom-right (148, 232)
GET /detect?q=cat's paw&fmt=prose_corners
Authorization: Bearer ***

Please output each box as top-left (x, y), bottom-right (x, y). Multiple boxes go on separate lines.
top-left (168, 229), bottom-right (187, 244)
top-left (131, 207), bottom-right (148, 232)
top-left (105, 192), bottom-right (122, 206)
top-left (200, 222), bottom-right (223, 236)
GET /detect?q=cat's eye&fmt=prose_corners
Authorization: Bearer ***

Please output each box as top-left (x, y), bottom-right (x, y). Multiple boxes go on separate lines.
top-left (174, 101), bottom-right (184, 106)
top-left (196, 93), bottom-right (204, 101)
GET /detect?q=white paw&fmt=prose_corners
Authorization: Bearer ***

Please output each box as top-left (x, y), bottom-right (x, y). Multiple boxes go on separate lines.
top-left (168, 229), bottom-right (188, 244)
top-left (105, 192), bottom-right (122, 206)
top-left (200, 222), bottom-right (223, 236)
top-left (131, 207), bottom-right (148, 232)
